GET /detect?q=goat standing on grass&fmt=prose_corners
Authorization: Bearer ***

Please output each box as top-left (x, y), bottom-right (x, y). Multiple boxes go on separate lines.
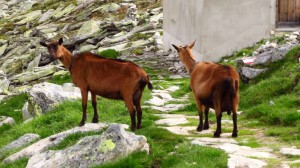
top-left (40, 38), bottom-right (153, 131)
top-left (172, 41), bottom-right (240, 137)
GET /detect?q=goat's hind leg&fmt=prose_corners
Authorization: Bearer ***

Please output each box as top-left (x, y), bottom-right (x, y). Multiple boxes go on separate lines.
top-left (91, 92), bottom-right (99, 123)
top-left (232, 105), bottom-right (238, 137)
top-left (125, 98), bottom-right (137, 131)
top-left (133, 89), bottom-right (143, 129)
top-left (195, 97), bottom-right (204, 132)
top-left (203, 107), bottom-right (210, 130)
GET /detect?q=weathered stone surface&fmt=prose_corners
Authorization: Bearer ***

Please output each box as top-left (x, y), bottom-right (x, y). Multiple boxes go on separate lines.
top-left (1, 53), bottom-right (35, 75)
top-left (22, 102), bottom-right (32, 120)
top-left (77, 20), bottom-right (101, 37)
top-left (0, 43), bottom-right (8, 56)
top-left (4, 123), bottom-right (108, 163)
top-left (155, 118), bottom-right (188, 126)
top-left (16, 10), bottom-right (42, 25)
top-left (22, 82), bottom-right (82, 118)
top-left (0, 116), bottom-right (15, 127)
top-left (150, 104), bottom-right (186, 112)
top-left (27, 54), bottom-right (41, 71)
top-left (280, 147), bottom-right (300, 156)
top-left (0, 70), bottom-right (10, 94)
top-left (9, 65), bottom-right (57, 84)
top-left (38, 9), bottom-right (54, 23)
top-left (52, 4), bottom-right (76, 19)
top-left (228, 154), bottom-right (267, 168)
top-left (240, 67), bottom-right (268, 80)
top-left (25, 124), bottom-right (149, 168)
top-left (0, 133), bottom-right (40, 157)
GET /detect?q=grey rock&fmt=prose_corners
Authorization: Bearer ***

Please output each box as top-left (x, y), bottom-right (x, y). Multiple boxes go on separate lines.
top-left (239, 67), bottom-right (268, 82)
top-left (52, 4), bottom-right (76, 19)
top-left (22, 102), bottom-right (32, 120)
top-left (38, 9), bottom-right (54, 23)
top-left (228, 154), bottom-right (267, 168)
top-left (16, 10), bottom-right (42, 25)
top-left (108, 3), bottom-right (121, 12)
top-left (22, 82), bottom-right (82, 118)
top-left (0, 43), bottom-right (8, 57)
top-left (26, 124), bottom-right (149, 168)
top-left (27, 54), bottom-right (41, 71)
top-left (280, 147), bottom-right (300, 156)
top-left (0, 70), bottom-right (10, 94)
top-left (0, 116), bottom-right (15, 127)
top-left (77, 20), bottom-right (101, 37)
top-left (4, 123), bottom-right (108, 163)
top-left (9, 65), bottom-right (57, 84)
top-left (0, 133), bottom-right (40, 157)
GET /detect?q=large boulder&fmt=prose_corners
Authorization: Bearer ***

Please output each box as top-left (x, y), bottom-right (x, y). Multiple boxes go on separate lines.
top-left (0, 116), bottom-right (15, 127)
top-left (22, 82), bottom-right (82, 119)
top-left (15, 10), bottom-right (42, 25)
top-left (4, 123), bottom-right (108, 163)
top-left (26, 124), bottom-right (149, 168)
top-left (0, 133), bottom-right (40, 158)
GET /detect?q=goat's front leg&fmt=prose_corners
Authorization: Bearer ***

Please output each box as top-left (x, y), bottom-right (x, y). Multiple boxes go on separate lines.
top-left (91, 92), bottom-right (99, 123)
top-left (195, 97), bottom-right (204, 132)
top-left (80, 89), bottom-right (88, 127)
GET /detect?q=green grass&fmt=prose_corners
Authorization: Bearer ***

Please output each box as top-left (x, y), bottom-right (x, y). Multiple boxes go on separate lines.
top-left (49, 74), bottom-right (72, 85)
top-left (98, 49), bottom-right (121, 59)
top-left (0, 94), bottom-right (27, 124)
top-left (131, 48), bottom-right (144, 55)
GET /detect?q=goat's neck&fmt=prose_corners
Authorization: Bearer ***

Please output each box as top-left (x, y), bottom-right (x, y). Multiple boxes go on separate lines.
top-left (59, 47), bottom-right (73, 70)
top-left (181, 54), bottom-right (196, 73)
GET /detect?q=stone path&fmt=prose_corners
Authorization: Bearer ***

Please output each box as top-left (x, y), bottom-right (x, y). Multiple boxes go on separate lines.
top-left (146, 85), bottom-right (298, 168)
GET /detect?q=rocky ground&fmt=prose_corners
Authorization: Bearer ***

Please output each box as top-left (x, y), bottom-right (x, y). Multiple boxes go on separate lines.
top-left (1, 0), bottom-right (300, 167)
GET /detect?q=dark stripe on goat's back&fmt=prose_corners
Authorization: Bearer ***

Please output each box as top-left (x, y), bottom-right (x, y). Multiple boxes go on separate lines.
top-left (222, 65), bottom-right (231, 70)
top-left (76, 51), bottom-right (141, 68)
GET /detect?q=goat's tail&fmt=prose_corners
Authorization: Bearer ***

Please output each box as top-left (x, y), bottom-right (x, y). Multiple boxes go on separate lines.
top-left (222, 78), bottom-right (238, 115)
top-left (140, 75), bottom-right (153, 91)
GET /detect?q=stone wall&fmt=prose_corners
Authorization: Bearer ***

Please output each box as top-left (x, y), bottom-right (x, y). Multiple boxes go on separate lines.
top-left (163, 0), bottom-right (276, 62)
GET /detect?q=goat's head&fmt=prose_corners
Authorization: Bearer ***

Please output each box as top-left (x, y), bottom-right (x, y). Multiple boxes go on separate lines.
top-left (40, 38), bottom-right (65, 60)
top-left (172, 40), bottom-right (196, 62)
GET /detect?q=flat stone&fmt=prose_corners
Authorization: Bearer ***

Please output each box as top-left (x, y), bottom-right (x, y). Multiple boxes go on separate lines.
top-left (38, 9), bottom-right (54, 23)
top-left (191, 137), bottom-right (238, 145)
top-left (155, 118), bottom-right (188, 126)
top-left (0, 133), bottom-right (40, 156)
top-left (4, 123), bottom-right (108, 163)
top-left (240, 67), bottom-right (268, 79)
top-left (161, 126), bottom-right (196, 135)
top-left (151, 104), bottom-right (186, 112)
top-left (0, 43), bottom-right (8, 56)
top-left (169, 75), bottom-right (183, 79)
top-left (228, 154), bottom-right (267, 168)
top-left (280, 147), bottom-right (300, 156)
top-left (165, 86), bottom-right (180, 92)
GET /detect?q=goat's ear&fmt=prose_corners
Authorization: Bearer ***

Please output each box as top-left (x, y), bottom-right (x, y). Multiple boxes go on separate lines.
top-left (40, 41), bottom-right (47, 47)
top-left (172, 44), bottom-right (179, 51)
top-left (189, 40), bottom-right (196, 49)
top-left (58, 38), bottom-right (63, 45)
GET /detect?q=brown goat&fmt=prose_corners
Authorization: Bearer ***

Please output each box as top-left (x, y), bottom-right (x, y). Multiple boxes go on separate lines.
top-left (172, 41), bottom-right (240, 137)
top-left (40, 38), bottom-right (153, 131)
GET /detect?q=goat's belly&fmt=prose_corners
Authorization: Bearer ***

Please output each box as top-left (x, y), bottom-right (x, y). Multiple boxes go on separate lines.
top-left (97, 91), bottom-right (123, 100)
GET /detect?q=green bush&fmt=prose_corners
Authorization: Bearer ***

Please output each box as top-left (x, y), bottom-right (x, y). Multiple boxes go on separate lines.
top-left (98, 49), bottom-right (121, 59)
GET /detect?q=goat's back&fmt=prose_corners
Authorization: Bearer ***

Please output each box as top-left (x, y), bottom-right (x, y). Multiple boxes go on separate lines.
top-left (71, 52), bottom-right (148, 98)
top-left (191, 62), bottom-right (239, 111)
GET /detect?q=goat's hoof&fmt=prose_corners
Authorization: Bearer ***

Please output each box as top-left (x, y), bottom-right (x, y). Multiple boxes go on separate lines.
top-left (79, 122), bottom-right (85, 127)
top-left (131, 127), bottom-right (136, 132)
top-left (92, 118), bottom-right (99, 123)
top-left (232, 132), bottom-right (238, 137)
top-left (203, 125), bottom-right (209, 130)
top-left (214, 132), bottom-right (221, 138)
top-left (196, 126), bottom-right (203, 132)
